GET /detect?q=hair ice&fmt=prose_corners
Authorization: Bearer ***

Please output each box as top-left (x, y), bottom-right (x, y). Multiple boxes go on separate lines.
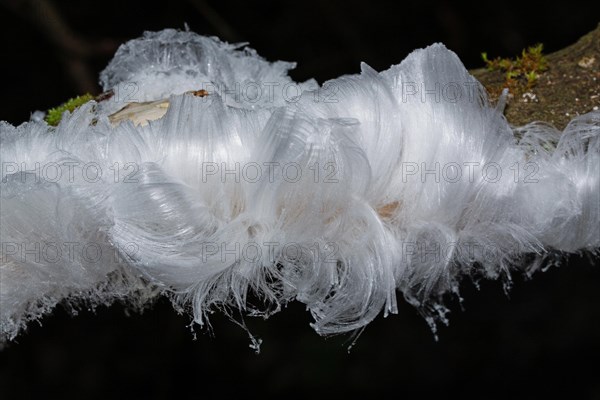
top-left (1, 29), bottom-right (598, 343)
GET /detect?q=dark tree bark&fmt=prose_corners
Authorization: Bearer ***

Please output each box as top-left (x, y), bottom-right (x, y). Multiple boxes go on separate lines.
top-left (471, 24), bottom-right (600, 130)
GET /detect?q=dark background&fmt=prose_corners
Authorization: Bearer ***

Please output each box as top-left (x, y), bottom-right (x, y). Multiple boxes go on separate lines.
top-left (0, 0), bottom-right (599, 398)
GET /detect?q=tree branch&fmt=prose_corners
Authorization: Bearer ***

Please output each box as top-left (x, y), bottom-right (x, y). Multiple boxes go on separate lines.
top-left (471, 24), bottom-right (600, 129)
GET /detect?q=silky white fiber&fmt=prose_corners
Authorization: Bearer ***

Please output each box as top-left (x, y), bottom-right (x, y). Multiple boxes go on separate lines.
top-left (1, 29), bottom-right (598, 343)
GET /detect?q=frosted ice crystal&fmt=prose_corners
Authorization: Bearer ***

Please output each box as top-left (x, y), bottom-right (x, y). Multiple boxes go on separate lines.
top-left (98, 29), bottom-right (317, 114)
top-left (1, 29), bottom-right (598, 343)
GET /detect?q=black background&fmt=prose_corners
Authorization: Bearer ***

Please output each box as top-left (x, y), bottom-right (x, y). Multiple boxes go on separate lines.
top-left (0, 0), bottom-right (599, 398)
